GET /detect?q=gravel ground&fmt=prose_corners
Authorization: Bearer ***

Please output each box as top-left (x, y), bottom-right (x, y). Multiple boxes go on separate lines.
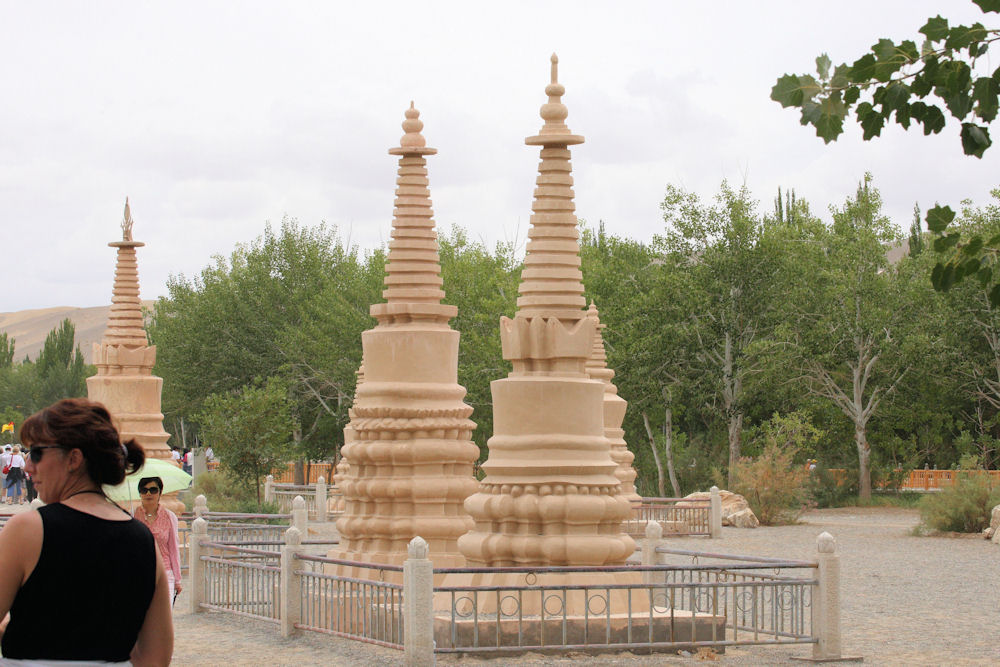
top-left (165, 507), bottom-right (999, 665)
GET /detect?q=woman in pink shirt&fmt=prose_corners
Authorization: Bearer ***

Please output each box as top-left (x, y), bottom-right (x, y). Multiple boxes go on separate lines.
top-left (133, 476), bottom-right (182, 602)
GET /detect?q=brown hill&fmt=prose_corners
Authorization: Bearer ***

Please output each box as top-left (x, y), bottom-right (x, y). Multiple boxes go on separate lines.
top-left (0, 302), bottom-right (155, 364)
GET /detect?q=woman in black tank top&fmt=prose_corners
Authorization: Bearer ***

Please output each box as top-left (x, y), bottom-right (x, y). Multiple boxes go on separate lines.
top-left (0, 398), bottom-right (173, 665)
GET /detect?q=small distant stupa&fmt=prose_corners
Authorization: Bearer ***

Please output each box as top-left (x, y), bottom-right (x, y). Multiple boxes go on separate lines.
top-left (331, 103), bottom-right (479, 575)
top-left (585, 301), bottom-right (640, 504)
top-left (87, 200), bottom-right (174, 490)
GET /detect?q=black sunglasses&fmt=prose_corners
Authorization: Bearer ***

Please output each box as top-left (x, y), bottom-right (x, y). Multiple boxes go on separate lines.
top-left (139, 486), bottom-right (161, 495)
top-left (28, 445), bottom-right (62, 464)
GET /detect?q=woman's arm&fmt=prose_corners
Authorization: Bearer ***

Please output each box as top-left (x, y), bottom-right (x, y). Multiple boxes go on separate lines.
top-left (166, 511), bottom-right (182, 589)
top-left (0, 512), bottom-right (42, 637)
top-left (131, 546), bottom-right (173, 666)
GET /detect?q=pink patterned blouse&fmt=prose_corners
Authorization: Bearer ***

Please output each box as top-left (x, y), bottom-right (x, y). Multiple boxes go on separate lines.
top-left (133, 506), bottom-right (181, 585)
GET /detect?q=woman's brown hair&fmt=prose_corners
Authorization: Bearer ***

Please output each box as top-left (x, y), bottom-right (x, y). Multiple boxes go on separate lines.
top-left (21, 398), bottom-right (145, 486)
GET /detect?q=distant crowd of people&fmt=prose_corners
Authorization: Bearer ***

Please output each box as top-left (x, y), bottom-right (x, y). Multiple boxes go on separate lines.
top-left (1, 443), bottom-right (38, 504)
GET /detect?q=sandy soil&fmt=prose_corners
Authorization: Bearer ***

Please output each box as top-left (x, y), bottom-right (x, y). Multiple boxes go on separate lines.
top-left (164, 507), bottom-right (1000, 666)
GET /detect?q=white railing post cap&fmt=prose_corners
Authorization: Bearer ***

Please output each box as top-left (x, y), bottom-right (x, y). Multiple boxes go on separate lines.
top-left (284, 525), bottom-right (302, 546)
top-left (645, 520), bottom-right (663, 540)
top-left (817, 531), bottom-right (836, 554)
top-left (292, 495), bottom-right (306, 510)
top-left (408, 536), bottom-right (429, 559)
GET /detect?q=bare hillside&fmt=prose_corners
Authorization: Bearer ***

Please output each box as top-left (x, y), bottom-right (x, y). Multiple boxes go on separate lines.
top-left (0, 302), bottom-right (155, 364)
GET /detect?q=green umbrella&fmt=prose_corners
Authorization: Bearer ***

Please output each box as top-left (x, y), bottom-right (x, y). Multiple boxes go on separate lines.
top-left (103, 457), bottom-right (192, 504)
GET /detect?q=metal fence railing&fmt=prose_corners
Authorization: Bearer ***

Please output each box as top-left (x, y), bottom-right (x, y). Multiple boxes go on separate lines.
top-left (200, 541), bottom-right (282, 622)
top-left (624, 497), bottom-right (712, 538)
top-left (293, 555), bottom-right (404, 648)
top-left (431, 552), bottom-right (817, 654)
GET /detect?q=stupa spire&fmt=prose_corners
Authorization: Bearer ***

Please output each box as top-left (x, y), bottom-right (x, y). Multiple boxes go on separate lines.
top-left (518, 53), bottom-right (587, 322)
top-left (375, 102), bottom-right (451, 317)
top-left (103, 198), bottom-right (148, 348)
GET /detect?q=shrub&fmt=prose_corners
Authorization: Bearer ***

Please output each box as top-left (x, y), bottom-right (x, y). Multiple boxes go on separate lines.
top-left (919, 457), bottom-right (1000, 533)
top-left (188, 470), bottom-right (274, 513)
top-left (808, 463), bottom-right (858, 508)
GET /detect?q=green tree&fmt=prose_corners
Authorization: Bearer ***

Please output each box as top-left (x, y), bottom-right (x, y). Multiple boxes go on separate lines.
top-left (149, 219), bottom-right (381, 466)
top-left (654, 183), bottom-right (785, 486)
top-left (196, 377), bottom-right (295, 504)
top-left (785, 177), bottom-right (909, 499)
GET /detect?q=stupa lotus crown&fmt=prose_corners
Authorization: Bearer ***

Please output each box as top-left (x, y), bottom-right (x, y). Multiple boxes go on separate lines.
top-left (499, 314), bottom-right (595, 375)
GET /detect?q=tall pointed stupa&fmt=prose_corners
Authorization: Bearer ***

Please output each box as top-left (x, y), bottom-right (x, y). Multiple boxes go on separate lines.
top-left (331, 103), bottom-right (479, 572)
top-left (87, 200), bottom-right (174, 496)
top-left (458, 56), bottom-right (633, 571)
top-left (585, 301), bottom-right (640, 503)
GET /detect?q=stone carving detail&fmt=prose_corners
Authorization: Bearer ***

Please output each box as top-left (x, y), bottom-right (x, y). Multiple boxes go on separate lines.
top-left (332, 104), bottom-right (479, 570)
top-left (458, 56), bottom-right (633, 569)
top-left (585, 302), bottom-right (640, 504)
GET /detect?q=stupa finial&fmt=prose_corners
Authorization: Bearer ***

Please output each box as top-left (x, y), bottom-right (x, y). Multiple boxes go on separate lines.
top-left (121, 197), bottom-right (134, 242)
top-left (527, 52), bottom-right (582, 146)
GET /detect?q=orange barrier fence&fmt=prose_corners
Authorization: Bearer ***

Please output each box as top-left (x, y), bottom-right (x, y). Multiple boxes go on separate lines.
top-left (825, 468), bottom-right (1000, 491)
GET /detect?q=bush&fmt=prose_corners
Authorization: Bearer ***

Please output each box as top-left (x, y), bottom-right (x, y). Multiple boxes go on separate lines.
top-left (808, 463), bottom-right (859, 508)
top-left (723, 413), bottom-right (816, 525)
top-left (919, 460), bottom-right (1000, 533)
top-left (188, 470), bottom-right (276, 513)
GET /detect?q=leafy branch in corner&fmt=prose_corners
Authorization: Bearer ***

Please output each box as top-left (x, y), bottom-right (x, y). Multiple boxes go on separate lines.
top-left (772, 1), bottom-right (1000, 304)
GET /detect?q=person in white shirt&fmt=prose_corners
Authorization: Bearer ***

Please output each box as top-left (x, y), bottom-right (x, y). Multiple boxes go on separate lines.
top-left (0, 446), bottom-right (11, 493)
top-left (170, 447), bottom-right (181, 462)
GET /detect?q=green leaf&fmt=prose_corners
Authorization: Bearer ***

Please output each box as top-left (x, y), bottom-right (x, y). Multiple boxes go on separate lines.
top-left (816, 54), bottom-right (832, 80)
top-left (883, 82), bottom-right (911, 112)
top-left (960, 122), bottom-right (992, 157)
top-left (933, 232), bottom-right (960, 251)
top-left (942, 23), bottom-right (987, 51)
top-left (963, 235), bottom-right (985, 256)
top-left (831, 64), bottom-right (851, 90)
top-left (931, 262), bottom-right (945, 289)
top-left (772, 74), bottom-right (805, 107)
top-left (856, 102), bottom-right (885, 139)
top-left (844, 86), bottom-right (861, 105)
top-left (941, 264), bottom-right (957, 290)
top-left (920, 105), bottom-right (946, 135)
top-left (926, 205), bottom-right (955, 233)
top-left (850, 54), bottom-right (877, 82)
top-left (990, 283), bottom-right (1000, 307)
top-left (977, 266), bottom-right (993, 288)
top-left (974, 0), bottom-right (1000, 12)
top-left (920, 16), bottom-right (949, 42)
top-left (973, 76), bottom-right (1000, 122)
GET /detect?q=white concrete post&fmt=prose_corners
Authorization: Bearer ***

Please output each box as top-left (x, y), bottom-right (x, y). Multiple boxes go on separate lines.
top-left (709, 485), bottom-right (722, 539)
top-left (264, 474), bottom-right (275, 503)
top-left (315, 476), bottom-right (327, 522)
top-left (280, 525), bottom-right (304, 637)
top-left (189, 517), bottom-right (208, 614)
top-left (403, 536), bottom-right (435, 667)
top-left (641, 520), bottom-right (663, 586)
top-left (292, 495), bottom-right (308, 534)
top-left (192, 449), bottom-right (207, 480)
top-left (29, 498), bottom-right (44, 509)
top-left (813, 531), bottom-right (842, 660)
top-left (193, 494), bottom-right (208, 519)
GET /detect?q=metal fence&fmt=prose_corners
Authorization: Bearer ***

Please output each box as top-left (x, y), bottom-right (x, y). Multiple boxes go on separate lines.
top-left (264, 477), bottom-right (345, 522)
top-left (624, 497), bottom-right (712, 537)
top-left (200, 541), bottom-right (282, 622)
top-left (188, 520), bottom-right (843, 663)
top-left (292, 554), bottom-right (404, 648)
top-left (431, 552), bottom-right (817, 654)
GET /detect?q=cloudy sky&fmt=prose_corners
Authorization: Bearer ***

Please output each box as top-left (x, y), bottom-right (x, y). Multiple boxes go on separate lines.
top-left (3, 1), bottom-right (998, 312)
